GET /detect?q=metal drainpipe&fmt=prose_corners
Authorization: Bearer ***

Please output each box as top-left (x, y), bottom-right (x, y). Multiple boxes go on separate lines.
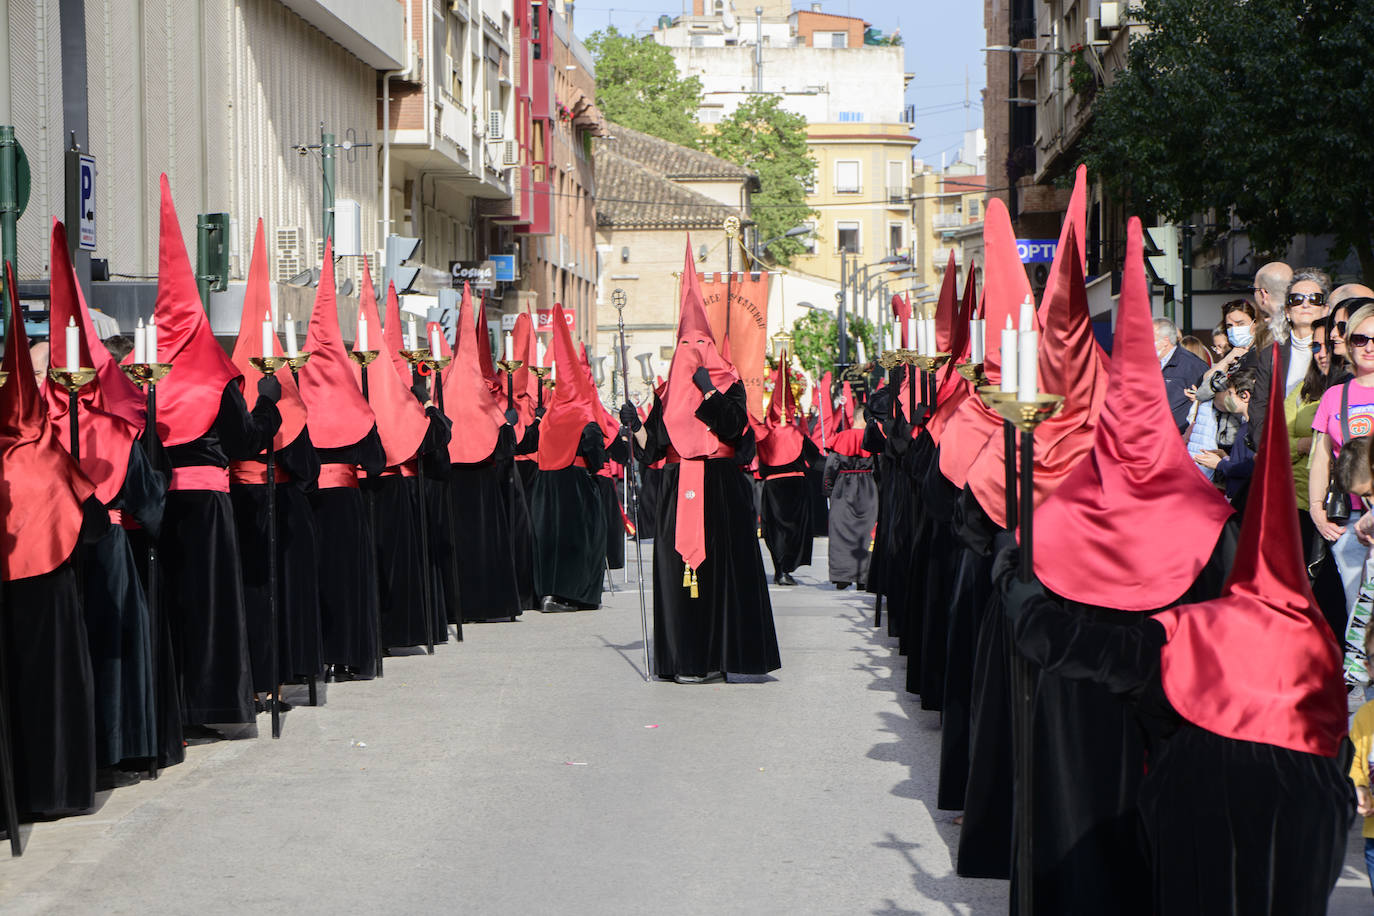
top-left (754, 7), bottom-right (763, 93)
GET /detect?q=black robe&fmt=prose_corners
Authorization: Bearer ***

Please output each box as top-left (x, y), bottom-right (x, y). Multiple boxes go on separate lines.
top-left (644, 382), bottom-right (780, 679)
top-left (635, 462), bottom-right (662, 541)
top-left (760, 440), bottom-right (818, 577)
top-left (161, 384), bottom-right (279, 724)
top-left (599, 472), bottom-right (626, 571)
top-left (311, 429), bottom-right (385, 677)
top-left (937, 488), bottom-right (997, 812)
top-left (84, 442), bottom-right (163, 767)
top-left (508, 425), bottom-right (540, 611)
top-left (231, 429), bottom-right (323, 692)
top-left (450, 426), bottom-right (523, 622)
top-left (366, 409), bottom-right (452, 649)
top-left (864, 387), bottom-right (919, 642)
top-left (3, 509), bottom-right (103, 816)
top-left (1005, 570), bottom-right (1350, 916)
top-left (823, 444), bottom-right (877, 585)
top-left (531, 423), bottom-right (609, 608)
top-left (908, 454), bottom-right (961, 707)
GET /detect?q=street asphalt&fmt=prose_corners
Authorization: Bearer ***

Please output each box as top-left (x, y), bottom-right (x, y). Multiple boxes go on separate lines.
top-left (1, 538), bottom-right (1369, 914)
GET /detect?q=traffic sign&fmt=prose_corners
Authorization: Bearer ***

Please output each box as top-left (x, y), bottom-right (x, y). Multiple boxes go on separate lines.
top-left (78, 155), bottom-right (96, 251)
top-left (1016, 239), bottom-right (1058, 264)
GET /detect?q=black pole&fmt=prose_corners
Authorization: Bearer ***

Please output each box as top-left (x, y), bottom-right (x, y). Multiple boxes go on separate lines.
top-left (838, 252), bottom-right (849, 369)
top-left (265, 436), bottom-right (281, 738)
top-left (415, 462), bottom-right (436, 655)
top-left (68, 387), bottom-right (80, 466)
top-left (0, 568), bottom-right (18, 856)
top-left (288, 364), bottom-right (316, 705)
top-left (433, 372), bottom-right (463, 642)
top-left (1013, 427), bottom-right (1036, 915)
top-left (359, 369), bottom-right (384, 678)
top-left (144, 384), bottom-right (163, 777)
top-left (906, 364), bottom-right (916, 423)
top-left (1003, 421), bottom-right (1018, 530)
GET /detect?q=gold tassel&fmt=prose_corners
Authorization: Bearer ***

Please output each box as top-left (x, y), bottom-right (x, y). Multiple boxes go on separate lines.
top-left (683, 562), bottom-right (692, 588)
top-left (689, 569), bottom-right (699, 599)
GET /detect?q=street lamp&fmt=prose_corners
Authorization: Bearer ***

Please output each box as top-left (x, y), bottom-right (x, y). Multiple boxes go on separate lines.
top-left (756, 223), bottom-right (815, 261)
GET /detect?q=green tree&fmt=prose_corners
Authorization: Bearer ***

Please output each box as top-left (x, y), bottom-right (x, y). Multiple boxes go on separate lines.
top-left (585, 27), bottom-right (703, 149)
top-left (1084, 0), bottom-right (1374, 282)
top-left (704, 95), bottom-right (818, 266)
top-left (789, 309), bottom-right (876, 376)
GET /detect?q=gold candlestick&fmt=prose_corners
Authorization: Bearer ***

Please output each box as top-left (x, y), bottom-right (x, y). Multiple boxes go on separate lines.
top-left (248, 356), bottom-right (290, 376)
top-left (877, 350), bottom-right (902, 370)
top-left (984, 392), bottom-right (1066, 431)
top-left (400, 348), bottom-right (431, 367)
top-left (348, 350), bottom-right (379, 368)
top-left (955, 360), bottom-right (989, 388)
top-left (911, 352), bottom-right (952, 373)
top-left (0, 371), bottom-right (8, 387)
top-left (426, 355), bottom-right (452, 371)
top-left (286, 352), bottom-right (313, 372)
top-left (48, 366), bottom-right (97, 393)
top-left (496, 359), bottom-right (524, 373)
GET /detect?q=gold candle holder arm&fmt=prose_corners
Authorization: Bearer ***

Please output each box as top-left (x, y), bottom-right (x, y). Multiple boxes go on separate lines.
top-left (248, 356), bottom-right (290, 376)
top-left (426, 355), bottom-right (452, 371)
top-left (400, 348), bottom-right (432, 367)
top-left (348, 350), bottom-right (380, 368)
top-left (48, 366), bottom-right (98, 393)
top-left (495, 359), bottom-right (525, 373)
top-left (987, 393), bottom-right (1066, 431)
top-left (911, 352), bottom-right (953, 373)
top-left (286, 352), bottom-right (313, 371)
top-left (955, 360), bottom-right (989, 388)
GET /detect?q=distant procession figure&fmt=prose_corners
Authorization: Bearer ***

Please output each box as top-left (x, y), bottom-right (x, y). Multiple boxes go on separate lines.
top-left (824, 417), bottom-right (876, 590)
top-left (757, 354), bottom-right (818, 586)
top-left (641, 240), bottom-right (779, 683)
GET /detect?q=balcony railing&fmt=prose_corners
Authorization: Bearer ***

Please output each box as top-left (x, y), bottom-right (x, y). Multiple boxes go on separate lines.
top-left (885, 186), bottom-right (907, 206)
top-left (932, 212), bottom-right (963, 229)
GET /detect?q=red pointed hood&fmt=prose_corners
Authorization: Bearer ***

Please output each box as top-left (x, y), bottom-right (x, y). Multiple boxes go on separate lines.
top-left (299, 238), bottom-right (376, 449)
top-left (43, 220), bottom-right (142, 503)
top-left (474, 294), bottom-right (501, 394)
top-left (1038, 164), bottom-right (1088, 326)
top-left (1035, 219), bottom-right (1233, 609)
top-left (892, 292), bottom-right (912, 348)
top-left (579, 341), bottom-right (620, 443)
top-left (1152, 343), bottom-right (1346, 756)
top-left (143, 174), bottom-right (243, 446)
top-left (380, 280), bottom-right (415, 390)
top-left (353, 259), bottom-right (427, 467)
top-left (758, 353), bottom-right (803, 465)
top-left (537, 304), bottom-right (601, 469)
top-left (938, 198), bottom-right (1029, 487)
top-left (663, 239), bottom-right (740, 458)
top-left (841, 381), bottom-right (855, 428)
top-left (510, 311), bottom-right (537, 431)
top-left (928, 263), bottom-right (979, 445)
top-left (230, 218), bottom-right (308, 452)
top-left (965, 224), bottom-right (1108, 527)
top-left (811, 370), bottom-right (835, 450)
top-left (442, 283), bottom-right (506, 463)
top-left (1, 264), bottom-right (96, 580)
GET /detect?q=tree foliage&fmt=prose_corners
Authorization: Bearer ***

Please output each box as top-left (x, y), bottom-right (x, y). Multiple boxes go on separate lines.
top-left (1085, 0), bottom-right (1374, 282)
top-left (704, 95), bottom-right (818, 266)
top-left (586, 27), bottom-right (703, 149)
top-left (789, 308), bottom-right (876, 377)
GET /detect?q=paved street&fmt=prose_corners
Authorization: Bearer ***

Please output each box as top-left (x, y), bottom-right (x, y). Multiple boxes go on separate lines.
top-left (2, 540), bottom-right (1369, 915)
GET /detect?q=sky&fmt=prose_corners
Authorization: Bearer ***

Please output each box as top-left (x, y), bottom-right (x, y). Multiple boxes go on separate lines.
top-left (571, 0), bottom-right (988, 167)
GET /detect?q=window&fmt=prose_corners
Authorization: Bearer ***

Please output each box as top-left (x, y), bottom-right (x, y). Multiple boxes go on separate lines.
top-left (691, 34), bottom-right (705, 47)
top-left (699, 108), bottom-right (723, 123)
top-left (888, 222), bottom-right (905, 258)
top-left (838, 111), bottom-right (864, 123)
top-left (967, 198), bottom-right (980, 219)
top-left (837, 221), bottom-right (860, 254)
top-left (886, 161), bottom-right (905, 203)
top-left (815, 30), bottom-right (847, 48)
top-left (834, 160), bottom-right (860, 194)
top-left (803, 166), bottom-right (818, 193)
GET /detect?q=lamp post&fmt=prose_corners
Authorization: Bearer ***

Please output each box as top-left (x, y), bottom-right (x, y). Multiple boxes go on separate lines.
top-left (756, 223), bottom-right (815, 262)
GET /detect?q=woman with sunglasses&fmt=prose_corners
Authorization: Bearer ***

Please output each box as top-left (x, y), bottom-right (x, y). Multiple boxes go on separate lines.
top-left (1310, 302), bottom-right (1374, 632)
top-left (1239, 270), bottom-right (1330, 454)
top-left (1289, 319), bottom-right (1350, 637)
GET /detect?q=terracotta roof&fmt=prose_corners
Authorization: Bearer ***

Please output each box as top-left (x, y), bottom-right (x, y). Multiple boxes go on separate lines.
top-left (594, 145), bottom-right (751, 230)
top-left (599, 122), bottom-right (760, 188)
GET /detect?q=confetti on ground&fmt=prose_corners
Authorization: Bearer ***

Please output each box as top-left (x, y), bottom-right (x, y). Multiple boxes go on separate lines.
top-left (644, 724), bottom-right (660, 729)
top-left (564, 761), bottom-right (588, 766)
top-left (352, 741), bottom-right (367, 748)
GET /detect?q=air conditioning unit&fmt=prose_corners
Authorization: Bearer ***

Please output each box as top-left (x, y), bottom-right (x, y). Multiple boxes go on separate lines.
top-left (275, 226), bottom-right (305, 253)
top-left (275, 254), bottom-right (302, 281)
top-left (488, 110), bottom-right (505, 140)
top-left (503, 139), bottom-right (518, 166)
top-left (274, 226), bottom-right (305, 281)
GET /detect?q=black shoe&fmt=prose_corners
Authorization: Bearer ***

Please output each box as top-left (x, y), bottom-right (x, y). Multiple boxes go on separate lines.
top-left (541, 595), bottom-right (579, 613)
top-left (775, 572), bottom-right (797, 586)
top-left (674, 671), bottom-right (724, 685)
top-left (833, 581), bottom-right (851, 590)
top-left (182, 725), bottom-right (224, 746)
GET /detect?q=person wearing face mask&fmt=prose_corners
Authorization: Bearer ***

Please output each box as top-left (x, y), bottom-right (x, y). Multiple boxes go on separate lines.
top-left (1196, 300), bottom-right (1257, 399)
top-left (1154, 317), bottom-right (1208, 433)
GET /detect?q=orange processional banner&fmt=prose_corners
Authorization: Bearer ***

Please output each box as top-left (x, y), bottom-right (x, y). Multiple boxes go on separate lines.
top-left (699, 270), bottom-right (770, 419)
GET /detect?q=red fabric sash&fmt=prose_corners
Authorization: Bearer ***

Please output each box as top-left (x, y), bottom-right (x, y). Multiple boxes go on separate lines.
top-left (170, 466), bottom-right (231, 493)
top-left (229, 462), bottom-right (290, 486)
top-left (763, 470), bottom-right (804, 481)
top-left (318, 463), bottom-right (360, 489)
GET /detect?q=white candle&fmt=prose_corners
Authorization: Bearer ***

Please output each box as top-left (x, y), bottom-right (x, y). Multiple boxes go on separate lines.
top-left (262, 310), bottom-right (274, 360)
top-left (147, 318), bottom-right (158, 363)
top-left (285, 313), bottom-right (298, 358)
top-left (357, 313), bottom-right (369, 352)
top-left (973, 319), bottom-right (986, 364)
top-left (407, 319), bottom-right (418, 352)
top-left (430, 326), bottom-right (442, 358)
top-left (915, 319), bottom-right (927, 357)
top-left (537, 338), bottom-right (547, 367)
top-left (65, 317), bottom-right (80, 371)
top-left (1000, 316), bottom-right (1018, 395)
top-left (924, 318), bottom-right (937, 355)
top-left (134, 318), bottom-right (147, 364)
top-left (504, 331), bottom-right (514, 362)
top-left (1018, 329), bottom-right (1038, 401)
top-left (856, 337), bottom-right (867, 365)
top-left (906, 317), bottom-right (916, 350)
top-left (1018, 294), bottom-right (1035, 332)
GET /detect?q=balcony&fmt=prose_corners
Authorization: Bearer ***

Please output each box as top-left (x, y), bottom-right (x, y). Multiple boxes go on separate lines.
top-left (932, 212), bottom-right (963, 229)
top-left (885, 186), bottom-right (907, 208)
top-left (932, 246), bottom-right (963, 267)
